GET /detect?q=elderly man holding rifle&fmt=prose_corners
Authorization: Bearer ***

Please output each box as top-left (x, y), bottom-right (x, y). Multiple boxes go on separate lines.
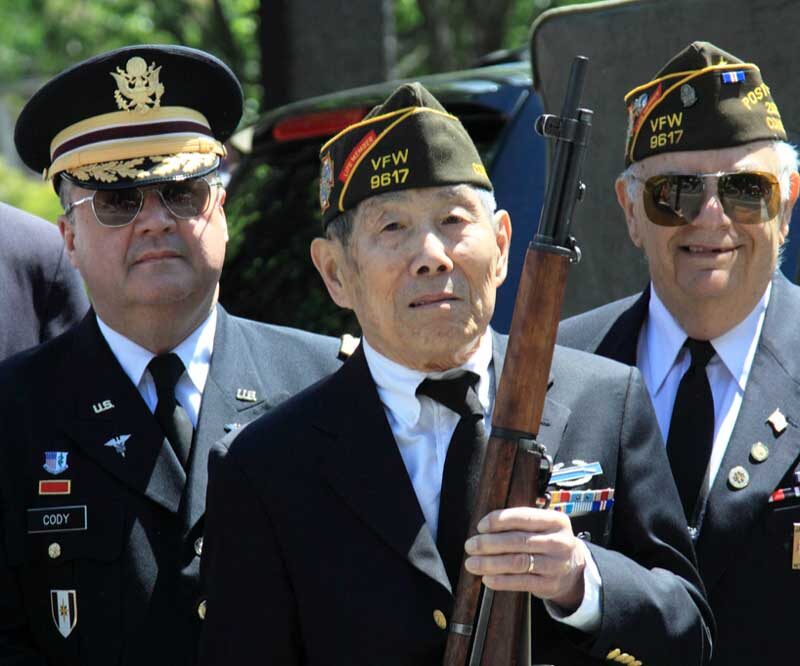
top-left (199, 82), bottom-right (712, 666)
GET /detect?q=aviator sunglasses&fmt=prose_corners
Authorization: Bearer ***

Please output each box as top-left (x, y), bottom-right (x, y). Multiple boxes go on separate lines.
top-left (63, 175), bottom-right (221, 228)
top-left (639, 171), bottom-right (781, 227)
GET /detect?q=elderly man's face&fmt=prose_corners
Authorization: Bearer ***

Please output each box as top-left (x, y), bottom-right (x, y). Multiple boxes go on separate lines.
top-left (59, 177), bottom-right (228, 326)
top-left (312, 185), bottom-right (511, 371)
top-left (618, 142), bottom-right (798, 320)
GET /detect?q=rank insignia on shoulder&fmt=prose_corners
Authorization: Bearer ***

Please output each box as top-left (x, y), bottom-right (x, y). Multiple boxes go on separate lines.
top-left (43, 452), bottom-right (69, 476)
top-left (39, 480), bottom-right (71, 496)
top-left (50, 589), bottom-right (77, 638)
top-left (104, 434), bottom-right (131, 457)
top-left (550, 460), bottom-right (603, 488)
top-left (235, 388), bottom-right (257, 402)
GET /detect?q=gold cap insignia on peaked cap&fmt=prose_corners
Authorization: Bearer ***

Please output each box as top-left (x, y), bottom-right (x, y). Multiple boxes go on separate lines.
top-left (111, 57), bottom-right (164, 113)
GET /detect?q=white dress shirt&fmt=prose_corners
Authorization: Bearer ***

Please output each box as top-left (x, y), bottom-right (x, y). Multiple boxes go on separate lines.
top-left (363, 333), bottom-right (601, 632)
top-left (637, 284), bottom-right (769, 504)
top-left (96, 309), bottom-right (217, 428)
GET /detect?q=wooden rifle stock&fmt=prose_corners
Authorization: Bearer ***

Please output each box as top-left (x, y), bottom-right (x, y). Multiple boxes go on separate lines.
top-left (442, 56), bottom-right (593, 666)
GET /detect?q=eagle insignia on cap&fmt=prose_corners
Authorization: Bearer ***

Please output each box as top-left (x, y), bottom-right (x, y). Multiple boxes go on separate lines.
top-left (111, 57), bottom-right (164, 113)
top-left (320, 152), bottom-right (334, 212)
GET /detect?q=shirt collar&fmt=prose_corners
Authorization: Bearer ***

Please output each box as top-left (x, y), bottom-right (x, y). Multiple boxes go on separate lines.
top-left (711, 282), bottom-right (770, 391)
top-left (96, 308), bottom-right (217, 392)
top-left (645, 282), bottom-right (770, 393)
top-left (363, 332), bottom-right (493, 428)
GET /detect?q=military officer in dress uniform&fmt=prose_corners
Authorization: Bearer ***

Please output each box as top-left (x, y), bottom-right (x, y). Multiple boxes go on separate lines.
top-left (558, 42), bottom-right (800, 665)
top-left (199, 83), bottom-right (713, 666)
top-left (0, 202), bottom-right (88, 360)
top-left (0, 45), bottom-right (340, 666)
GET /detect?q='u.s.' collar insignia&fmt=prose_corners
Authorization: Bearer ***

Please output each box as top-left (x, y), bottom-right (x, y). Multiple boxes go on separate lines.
top-left (319, 152), bottom-right (334, 212)
top-left (550, 460), bottom-right (603, 488)
top-left (111, 56), bottom-right (164, 113)
top-left (236, 388), bottom-right (257, 403)
top-left (104, 434), bottom-right (131, 458)
top-left (680, 84), bottom-right (697, 108)
top-left (92, 399), bottom-right (115, 414)
top-left (43, 452), bottom-right (69, 476)
top-left (50, 590), bottom-right (78, 638)
top-left (767, 408), bottom-right (789, 435)
top-left (224, 423), bottom-right (242, 433)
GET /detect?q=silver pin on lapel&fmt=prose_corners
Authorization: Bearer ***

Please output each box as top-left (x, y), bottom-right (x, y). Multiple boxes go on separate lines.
top-left (235, 388), bottom-right (257, 402)
top-left (92, 399), bottom-right (115, 414)
top-left (768, 409), bottom-right (788, 435)
top-left (104, 434), bottom-right (131, 457)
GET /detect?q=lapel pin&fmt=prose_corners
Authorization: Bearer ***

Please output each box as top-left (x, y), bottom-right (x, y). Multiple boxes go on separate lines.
top-left (43, 452), bottom-right (69, 475)
top-left (223, 423), bottom-right (242, 433)
top-left (92, 399), bottom-right (115, 414)
top-left (750, 441), bottom-right (769, 463)
top-left (39, 480), bottom-right (72, 496)
top-left (235, 388), bottom-right (257, 402)
top-left (728, 465), bottom-right (750, 490)
top-left (103, 434), bottom-right (131, 458)
top-left (50, 590), bottom-right (78, 638)
top-left (767, 408), bottom-right (789, 435)
top-left (550, 460), bottom-right (603, 488)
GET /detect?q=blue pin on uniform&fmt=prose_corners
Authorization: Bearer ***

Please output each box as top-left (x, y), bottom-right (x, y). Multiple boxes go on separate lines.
top-left (43, 452), bottom-right (69, 476)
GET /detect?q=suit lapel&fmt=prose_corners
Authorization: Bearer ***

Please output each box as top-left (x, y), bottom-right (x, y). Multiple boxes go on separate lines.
top-left (594, 288), bottom-right (649, 365)
top-left (184, 308), bottom-right (285, 532)
top-left (317, 347), bottom-right (451, 593)
top-left (697, 275), bottom-right (800, 590)
top-left (61, 314), bottom-right (186, 513)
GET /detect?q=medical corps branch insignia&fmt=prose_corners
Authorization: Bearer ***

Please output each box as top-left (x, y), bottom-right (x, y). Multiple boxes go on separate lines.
top-left (50, 589), bottom-right (78, 638)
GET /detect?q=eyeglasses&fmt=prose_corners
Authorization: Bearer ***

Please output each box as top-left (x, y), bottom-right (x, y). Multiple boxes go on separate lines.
top-left (63, 175), bottom-right (222, 228)
top-left (639, 171), bottom-right (781, 227)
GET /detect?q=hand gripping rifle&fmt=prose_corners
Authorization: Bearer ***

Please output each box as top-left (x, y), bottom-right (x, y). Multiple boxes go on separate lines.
top-left (442, 56), bottom-right (593, 666)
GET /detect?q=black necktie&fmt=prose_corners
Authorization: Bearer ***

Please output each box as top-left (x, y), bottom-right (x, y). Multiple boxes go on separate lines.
top-left (416, 371), bottom-right (486, 588)
top-left (148, 353), bottom-right (194, 469)
top-left (666, 339), bottom-right (716, 522)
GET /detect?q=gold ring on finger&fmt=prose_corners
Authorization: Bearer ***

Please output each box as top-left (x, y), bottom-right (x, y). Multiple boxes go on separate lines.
top-left (527, 554), bottom-right (536, 574)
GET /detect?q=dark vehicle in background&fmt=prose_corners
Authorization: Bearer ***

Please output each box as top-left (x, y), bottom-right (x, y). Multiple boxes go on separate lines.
top-left (220, 61), bottom-right (547, 335)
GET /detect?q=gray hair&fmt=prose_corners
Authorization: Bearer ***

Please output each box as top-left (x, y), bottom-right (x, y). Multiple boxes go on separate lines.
top-left (325, 186), bottom-right (498, 247)
top-left (58, 177), bottom-right (76, 216)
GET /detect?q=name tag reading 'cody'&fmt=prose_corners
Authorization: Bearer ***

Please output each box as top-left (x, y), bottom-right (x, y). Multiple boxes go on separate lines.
top-left (27, 506), bottom-right (87, 534)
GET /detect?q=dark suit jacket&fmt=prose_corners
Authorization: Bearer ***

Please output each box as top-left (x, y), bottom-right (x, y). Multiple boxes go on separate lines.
top-left (0, 307), bottom-right (340, 666)
top-left (558, 272), bottom-right (800, 665)
top-left (0, 203), bottom-right (88, 360)
top-left (199, 332), bottom-right (713, 666)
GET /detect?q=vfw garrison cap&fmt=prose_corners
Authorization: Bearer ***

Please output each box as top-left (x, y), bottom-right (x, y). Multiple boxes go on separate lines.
top-left (318, 82), bottom-right (492, 228)
top-left (15, 44), bottom-right (243, 190)
top-left (624, 41), bottom-right (786, 165)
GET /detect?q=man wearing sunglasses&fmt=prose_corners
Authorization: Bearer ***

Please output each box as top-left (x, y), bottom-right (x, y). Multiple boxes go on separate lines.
top-left (0, 45), bottom-right (340, 666)
top-left (559, 41), bottom-right (800, 665)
